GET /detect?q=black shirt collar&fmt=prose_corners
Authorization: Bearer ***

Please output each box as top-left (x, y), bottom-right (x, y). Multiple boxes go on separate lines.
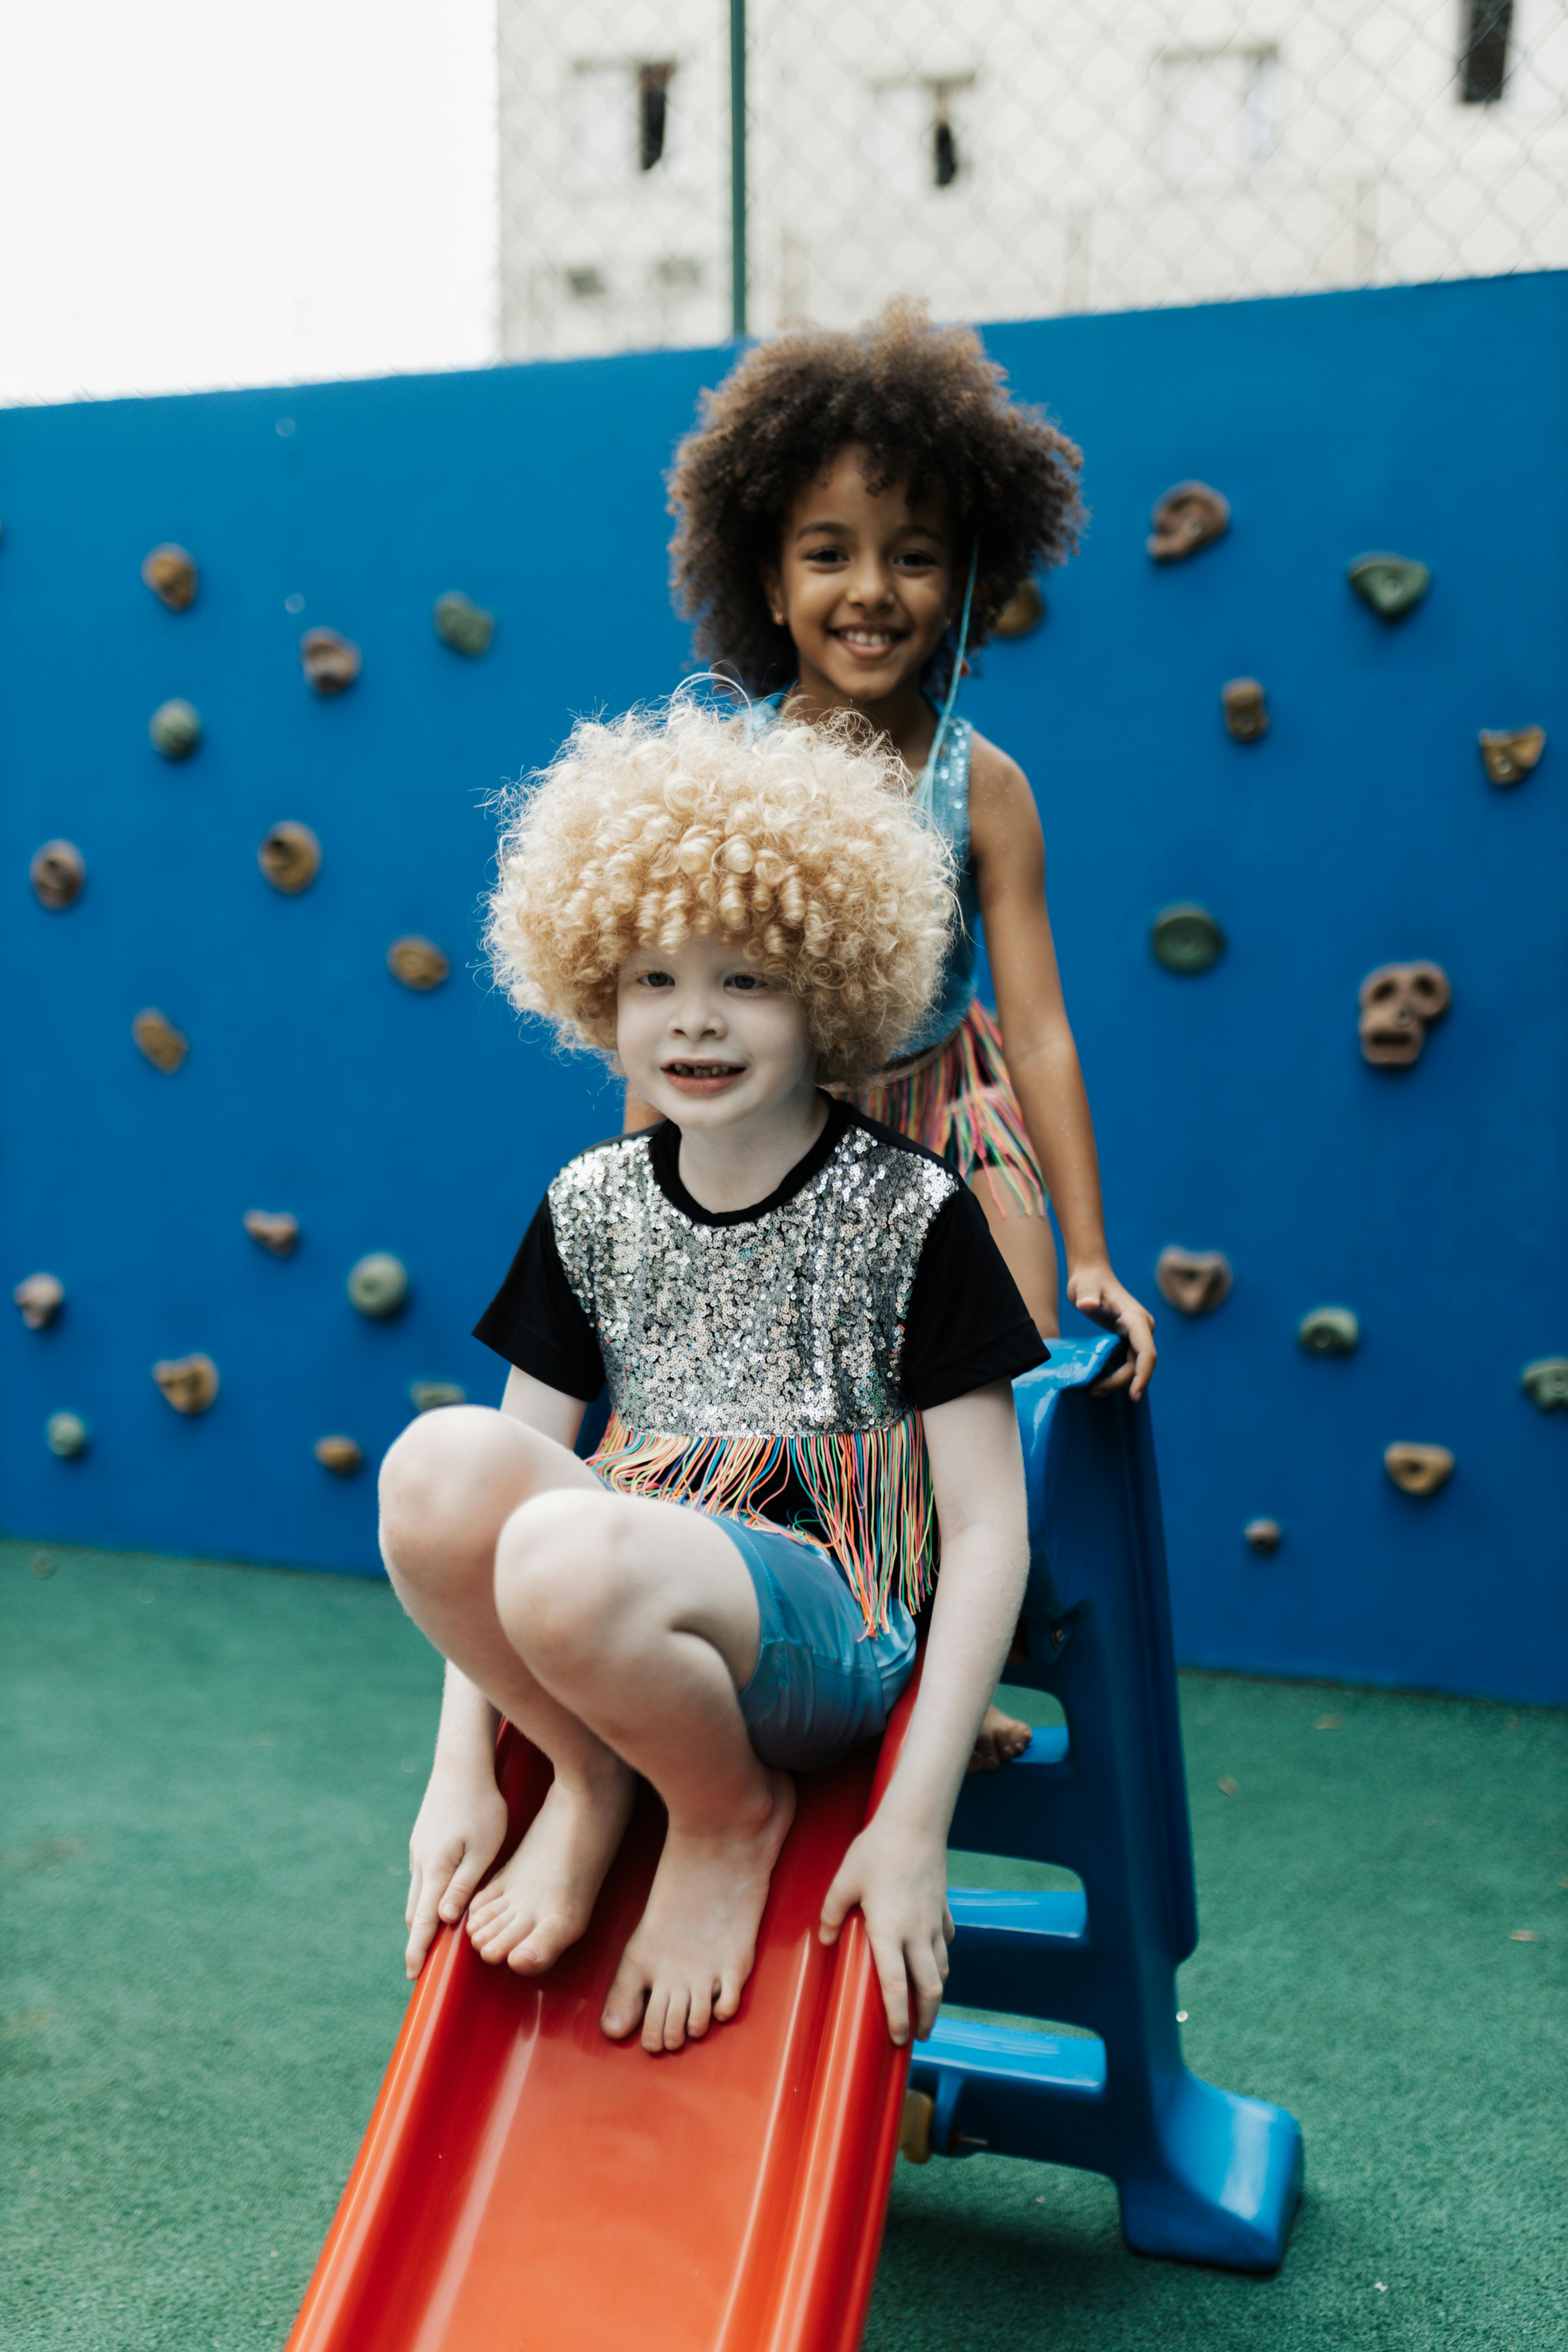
top-left (647, 1093), bottom-right (853, 1227)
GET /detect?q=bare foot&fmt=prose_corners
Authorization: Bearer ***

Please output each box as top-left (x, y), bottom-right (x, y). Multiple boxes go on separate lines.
top-left (467, 1764), bottom-right (635, 1975)
top-left (600, 1770), bottom-right (797, 2053)
top-left (967, 1702), bottom-right (1033, 1776)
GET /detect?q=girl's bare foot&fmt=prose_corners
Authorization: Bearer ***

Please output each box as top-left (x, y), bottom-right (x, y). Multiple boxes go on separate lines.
top-left (967, 1702), bottom-right (1033, 1775)
top-left (467, 1763), bottom-right (635, 1974)
top-left (600, 1770), bottom-right (797, 2053)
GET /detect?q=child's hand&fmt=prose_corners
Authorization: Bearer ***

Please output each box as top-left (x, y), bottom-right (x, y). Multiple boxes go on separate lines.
top-left (819, 1818), bottom-right (954, 2046)
top-left (404, 1767), bottom-right (510, 1979)
top-left (1066, 1264), bottom-right (1158, 1400)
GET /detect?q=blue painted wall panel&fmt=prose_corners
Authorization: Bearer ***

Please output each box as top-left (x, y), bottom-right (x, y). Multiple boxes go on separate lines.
top-left (5, 276), bottom-right (1564, 1699)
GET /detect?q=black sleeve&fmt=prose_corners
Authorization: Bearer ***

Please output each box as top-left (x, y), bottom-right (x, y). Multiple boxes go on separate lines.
top-left (472, 1199), bottom-right (605, 1402)
top-left (899, 1186), bottom-right (1049, 1411)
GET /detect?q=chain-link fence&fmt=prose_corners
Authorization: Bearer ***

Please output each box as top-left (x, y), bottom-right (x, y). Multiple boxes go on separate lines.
top-left (498, 0), bottom-right (1568, 359)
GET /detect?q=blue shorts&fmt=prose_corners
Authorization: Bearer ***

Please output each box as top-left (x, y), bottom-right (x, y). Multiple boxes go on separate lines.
top-left (718, 1517), bottom-right (918, 1773)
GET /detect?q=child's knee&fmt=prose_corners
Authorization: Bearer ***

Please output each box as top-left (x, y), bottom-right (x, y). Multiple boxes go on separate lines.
top-left (378, 1405), bottom-right (524, 1578)
top-left (493, 1492), bottom-right (635, 1668)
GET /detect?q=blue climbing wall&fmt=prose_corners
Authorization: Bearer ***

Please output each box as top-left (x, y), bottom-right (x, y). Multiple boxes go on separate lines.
top-left (5, 272), bottom-right (1564, 1703)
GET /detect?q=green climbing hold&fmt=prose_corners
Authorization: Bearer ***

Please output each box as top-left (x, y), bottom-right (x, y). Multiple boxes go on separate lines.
top-left (1298, 1307), bottom-right (1360, 1357)
top-left (149, 698), bottom-right (202, 757)
top-left (433, 592), bottom-right (495, 658)
top-left (1347, 553), bottom-right (1431, 622)
top-left (45, 1410), bottom-right (89, 1459)
top-left (1151, 904), bottom-right (1224, 975)
top-left (410, 1379), bottom-right (466, 1412)
top-left (348, 1252), bottom-right (409, 1320)
top-left (1520, 1357), bottom-right (1568, 1412)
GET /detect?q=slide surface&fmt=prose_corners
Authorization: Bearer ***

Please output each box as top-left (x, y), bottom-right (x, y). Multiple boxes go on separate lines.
top-left (285, 1684), bottom-right (919, 2352)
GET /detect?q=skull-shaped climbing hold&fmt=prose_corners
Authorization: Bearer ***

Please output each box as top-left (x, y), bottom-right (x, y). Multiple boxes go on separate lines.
top-left (1298, 1306), bottom-right (1359, 1357)
top-left (133, 1008), bottom-right (189, 1074)
top-left (1347, 553), bottom-right (1431, 622)
top-left (31, 840), bottom-right (86, 910)
top-left (149, 698), bottom-right (201, 757)
top-left (1151, 904), bottom-right (1225, 975)
top-left (388, 935), bottom-right (450, 991)
top-left (993, 580), bottom-right (1046, 640)
top-left (1155, 1246), bottom-right (1233, 1316)
top-left (1358, 963), bottom-right (1451, 1068)
top-left (141, 543), bottom-right (199, 610)
top-left (258, 821), bottom-right (322, 894)
top-left (1520, 1357), bottom-right (1568, 1412)
top-left (410, 1380), bottom-right (466, 1413)
top-left (1478, 727), bottom-right (1545, 788)
top-left (14, 1273), bottom-right (65, 1330)
top-left (348, 1252), bottom-right (409, 1319)
top-left (1384, 1441), bottom-right (1454, 1497)
top-left (433, 592), bottom-right (496, 657)
top-left (46, 1410), bottom-right (89, 1459)
top-left (1147, 482), bottom-right (1230, 563)
top-left (1221, 678), bottom-right (1268, 743)
top-left (1243, 1518), bottom-right (1282, 1556)
top-left (300, 628), bottom-right (362, 696)
top-left (315, 1435), bottom-right (364, 1476)
top-left (152, 1353), bottom-right (220, 1415)
top-left (244, 1210), bottom-right (299, 1256)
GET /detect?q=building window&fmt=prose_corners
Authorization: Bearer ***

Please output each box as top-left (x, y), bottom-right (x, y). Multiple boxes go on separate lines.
top-left (566, 267), bottom-right (608, 300)
top-left (638, 64), bottom-right (674, 171)
top-left (1458, 1), bottom-right (1513, 102)
top-left (653, 256), bottom-right (702, 292)
top-left (568, 60), bottom-right (678, 189)
top-left (870, 78), bottom-right (973, 200)
top-left (1158, 50), bottom-right (1278, 185)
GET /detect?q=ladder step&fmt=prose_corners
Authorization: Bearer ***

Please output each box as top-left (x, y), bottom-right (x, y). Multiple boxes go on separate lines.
top-left (913, 2014), bottom-right (1106, 2098)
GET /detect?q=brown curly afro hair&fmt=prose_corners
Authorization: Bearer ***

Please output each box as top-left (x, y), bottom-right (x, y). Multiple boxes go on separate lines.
top-left (668, 300), bottom-right (1084, 698)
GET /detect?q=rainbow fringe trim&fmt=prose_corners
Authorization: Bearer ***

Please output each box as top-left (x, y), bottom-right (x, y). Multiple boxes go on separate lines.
top-left (847, 1001), bottom-right (1048, 1220)
top-left (588, 1409), bottom-right (936, 1635)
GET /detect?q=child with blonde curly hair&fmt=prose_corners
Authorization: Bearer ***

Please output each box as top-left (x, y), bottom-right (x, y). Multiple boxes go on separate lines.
top-left (379, 699), bottom-right (1046, 2056)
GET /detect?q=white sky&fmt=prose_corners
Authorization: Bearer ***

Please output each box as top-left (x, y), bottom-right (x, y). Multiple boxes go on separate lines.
top-left (0, 0), bottom-right (498, 405)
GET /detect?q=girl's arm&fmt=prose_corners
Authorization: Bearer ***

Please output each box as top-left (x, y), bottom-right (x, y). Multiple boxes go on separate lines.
top-left (969, 736), bottom-right (1157, 1399)
top-left (818, 1379), bottom-right (1029, 2044)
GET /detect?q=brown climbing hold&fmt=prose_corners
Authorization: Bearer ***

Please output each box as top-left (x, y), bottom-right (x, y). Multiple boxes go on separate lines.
top-left (258, 821), bottom-right (322, 894)
top-left (243, 1210), bottom-right (299, 1256)
top-left (388, 936), bottom-right (450, 991)
top-left (409, 1380), bottom-right (466, 1413)
top-left (314, 1435), bottom-right (364, 1476)
top-left (1478, 727), bottom-right (1545, 788)
top-left (1155, 1246), bottom-right (1233, 1316)
top-left (30, 840), bottom-right (86, 910)
top-left (1243, 1518), bottom-right (1282, 1556)
top-left (141, 543), bottom-right (199, 610)
top-left (152, 1353), bottom-right (220, 1415)
top-left (133, 1008), bottom-right (189, 1074)
top-left (300, 628), bottom-right (361, 696)
top-left (1148, 482), bottom-right (1230, 563)
top-left (898, 2089), bottom-right (936, 2165)
top-left (1384, 1442), bottom-right (1454, 1497)
top-left (1221, 678), bottom-right (1268, 743)
top-left (1358, 963), bottom-right (1451, 1068)
top-left (14, 1273), bottom-right (65, 1330)
top-left (993, 580), bottom-right (1045, 640)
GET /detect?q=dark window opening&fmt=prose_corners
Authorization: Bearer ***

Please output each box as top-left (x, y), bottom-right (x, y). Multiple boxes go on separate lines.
top-left (638, 64), bottom-right (675, 171)
top-left (933, 111), bottom-right (958, 187)
top-left (1459, 0), bottom-right (1512, 102)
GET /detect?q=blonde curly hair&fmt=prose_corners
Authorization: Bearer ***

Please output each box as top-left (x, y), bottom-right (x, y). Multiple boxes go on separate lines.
top-left (486, 698), bottom-right (955, 1086)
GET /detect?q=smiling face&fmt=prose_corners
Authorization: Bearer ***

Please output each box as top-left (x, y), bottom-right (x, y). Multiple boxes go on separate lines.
top-left (616, 933), bottom-right (819, 1132)
top-left (759, 446), bottom-right (955, 709)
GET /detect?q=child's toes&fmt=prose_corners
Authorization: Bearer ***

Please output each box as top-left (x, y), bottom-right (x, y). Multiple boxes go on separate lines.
top-left (685, 1979), bottom-right (717, 2040)
top-left (600, 1955), bottom-right (649, 2041)
top-left (658, 1987), bottom-right (691, 2053)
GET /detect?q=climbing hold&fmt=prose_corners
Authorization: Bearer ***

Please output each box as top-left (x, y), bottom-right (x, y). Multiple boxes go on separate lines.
top-left (314, 1435), bottom-right (364, 1476)
top-left (1521, 1357), bottom-right (1568, 1411)
top-left (141, 543), bottom-right (198, 610)
top-left (1478, 726), bottom-right (1545, 788)
top-left (993, 580), bottom-right (1045, 640)
top-left (152, 1353), bottom-right (220, 1415)
top-left (433, 592), bottom-right (496, 657)
top-left (898, 2089), bottom-right (936, 2165)
top-left (14, 1273), bottom-right (65, 1330)
top-left (45, 1411), bottom-right (89, 1459)
top-left (149, 698), bottom-right (201, 757)
top-left (243, 1210), bottom-right (299, 1256)
top-left (1155, 1246), bottom-right (1233, 1316)
top-left (133, 1008), bottom-right (189, 1074)
top-left (1298, 1306), bottom-right (1359, 1357)
top-left (1243, 1518), bottom-right (1282, 1556)
top-left (258, 821), bottom-right (321, 894)
top-left (300, 628), bottom-right (361, 696)
top-left (1358, 962), bottom-right (1450, 1068)
top-left (1151, 904), bottom-right (1224, 974)
top-left (1347, 553), bottom-right (1431, 622)
top-left (1147, 482), bottom-right (1229, 563)
top-left (1384, 1441), bottom-right (1454, 1497)
top-left (409, 1380), bottom-right (466, 1413)
top-left (1221, 678), bottom-right (1268, 743)
top-left (348, 1253), bottom-right (409, 1319)
top-left (30, 840), bottom-right (86, 910)
top-left (387, 936), bottom-right (451, 991)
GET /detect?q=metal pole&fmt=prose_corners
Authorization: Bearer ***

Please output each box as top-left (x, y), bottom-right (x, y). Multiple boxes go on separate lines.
top-left (729, 0), bottom-right (747, 337)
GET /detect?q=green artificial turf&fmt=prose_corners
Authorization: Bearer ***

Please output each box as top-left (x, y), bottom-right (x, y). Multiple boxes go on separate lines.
top-left (2, 1537), bottom-right (1564, 2352)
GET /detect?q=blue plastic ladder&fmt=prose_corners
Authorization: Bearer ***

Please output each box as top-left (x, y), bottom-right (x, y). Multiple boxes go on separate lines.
top-left (909, 1337), bottom-right (1304, 2271)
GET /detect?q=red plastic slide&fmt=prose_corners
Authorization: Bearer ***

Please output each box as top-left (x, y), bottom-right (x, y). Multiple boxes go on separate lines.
top-left (285, 1678), bottom-right (919, 2352)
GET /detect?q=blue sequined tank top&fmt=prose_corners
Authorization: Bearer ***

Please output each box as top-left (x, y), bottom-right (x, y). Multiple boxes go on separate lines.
top-left (746, 692), bottom-right (979, 1060)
